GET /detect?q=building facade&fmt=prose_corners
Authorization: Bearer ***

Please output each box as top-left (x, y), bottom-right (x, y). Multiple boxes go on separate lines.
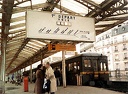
top-left (80, 23), bottom-right (128, 73)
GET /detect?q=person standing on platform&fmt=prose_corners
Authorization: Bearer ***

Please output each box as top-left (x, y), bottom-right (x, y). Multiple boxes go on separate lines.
top-left (8, 76), bottom-right (10, 82)
top-left (34, 64), bottom-right (46, 94)
top-left (54, 68), bottom-right (61, 86)
top-left (45, 62), bottom-right (57, 94)
top-left (12, 74), bottom-right (14, 81)
top-left (32, 72), bottom-right (36, 83)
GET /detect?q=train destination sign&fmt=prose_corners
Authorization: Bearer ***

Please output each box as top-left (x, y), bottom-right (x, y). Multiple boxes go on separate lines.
top-left (26, 10), bottom-right (96, 42)
top-left (48, 44), bottom-right (76, 51)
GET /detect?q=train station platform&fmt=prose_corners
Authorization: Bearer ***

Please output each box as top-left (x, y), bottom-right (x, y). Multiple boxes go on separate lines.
top-left (5, 83), bottom-right (125, 94)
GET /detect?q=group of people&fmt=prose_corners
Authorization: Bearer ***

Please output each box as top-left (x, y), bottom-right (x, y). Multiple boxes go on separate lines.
top-left (6, 74), bottom-right (22, 85)
top-left (35, 62), bottom-right (57, 94)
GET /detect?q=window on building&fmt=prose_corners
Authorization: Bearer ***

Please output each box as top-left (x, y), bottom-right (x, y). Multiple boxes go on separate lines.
top-left (108, 56), bottom-right (110, 61)
top-left (103, 41), bottom-right (104, 46)
top-left (111, 41), bottom-right (113, 44)
top-left (106, 34), bottom-right (110, 39)
top-left (125, 62), bottom-right (128, 71)
top-left (115, 29), bottom-right (118, 34)
top-left (124, 53), bottom-right (127, 60)
top-left (122, 27), bottom-right (125, 31)
top-left (122, 35), bottom-right (126, 42)
top-left (102, 36), bottom-right (104, 40)
top-left (107, 47), bottom-right (110, 53)
top-left (115, 54), bottom-right (119, 61)
top-left (116, 63), bottom-right (119, 69)
top-left (107, 40), bottom-right (110, 45)
top-left (97, 37), bottom-right (101, 42)
top-left (114, 38), bottom-right (117, 43)
top-left (123, 44), bottom-right (127, 50)
top-left (115, 46), bottom-right (118, 52)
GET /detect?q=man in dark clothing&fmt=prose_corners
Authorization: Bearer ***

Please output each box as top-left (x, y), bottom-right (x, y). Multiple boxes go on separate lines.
top-left (8, 77), bottom-right (10, 82)
top-left (54, 68), bottom-right (61, 86)
top-left (12, 74), bottom-right (14, 81)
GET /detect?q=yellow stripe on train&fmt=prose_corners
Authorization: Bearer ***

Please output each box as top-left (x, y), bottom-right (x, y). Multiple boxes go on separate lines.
top-left (80, 71), bottom-right (109, 75)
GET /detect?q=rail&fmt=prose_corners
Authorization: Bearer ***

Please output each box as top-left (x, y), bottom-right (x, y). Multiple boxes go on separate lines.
top-left (109, 70), bottom-right (128, 81)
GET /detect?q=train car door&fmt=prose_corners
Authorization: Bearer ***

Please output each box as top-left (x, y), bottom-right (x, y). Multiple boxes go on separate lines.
top-left (92, 59), bottom-right (99, 80)
top-left (66, 61), bottom-right (80, 85)
top-left (99, 58), bottom-right (109, 81)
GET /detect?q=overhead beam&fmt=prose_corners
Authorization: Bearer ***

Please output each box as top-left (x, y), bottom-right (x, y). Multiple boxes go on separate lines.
top-left (13, 3), bottom-right (48, 13)
top-left (6, 38), bottom-right (30, 71)
top-left (6, 45), bottom-right (20, 51)
top-left (8, 36), bottom-right (25, 41)
top-left (9, 47), bottom-right (48, 74)
top-left (95, 23), bottom-right (114, 28)
top-left (25, 46), bottom-right (37, 52)
top-left (82, 0), bottom-right (101, 9)
top-left (7, 39), bottom-right (23, 44)
top-left (9, 28), bottom-right (26, 34)
top-left (86, 0), bottom-right (119, 17)
top-left (56, 4), bottom-right (81, 15)
top-left (10, 32), bottom-right (26, 39)
top-left (9, 49), bottom-right (58, 74)
top-left (26, 45), bottom-right (38, 51)
top-left (75, 0), bottom-right (97, 13)
top-left (7, 42), bottom-right (22, 48)
top-left (96, 0), bottom-right (128, 23)
top-left (42, 0), bottom-right (60, 11)
top-left (27, 43), bottom-right (42, 49)
top-left (14, 0), bottom-right (30, 6)
top-left (22, 49), bottom-right (34, 54)
top-left (11, 16), bottom-right (25, 23)
top-left (96, 20), bottom-right (125, 35)
top-left (18, 55), bottom-right (28, 59)
top-left (6, 50), bottom-right (18, 55)
top-left (10, 23), bottom-right (25, 30)
top-left (103, 16), bottom-right (128, 21)
top-left (13, 2), bottom-right (81, 16)
top-left (7, 38), bottom-right (24, 43)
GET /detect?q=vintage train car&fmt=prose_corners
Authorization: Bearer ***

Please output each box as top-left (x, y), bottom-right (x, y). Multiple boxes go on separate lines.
top-left (51, 53), bottom-right (109, 86)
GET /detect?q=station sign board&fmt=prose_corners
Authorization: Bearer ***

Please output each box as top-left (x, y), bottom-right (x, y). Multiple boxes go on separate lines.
top-left (65, 51), bottom-right (75, 55)
top-left (26, 10), bottom-right (96, 42)
top-left (48, 44), bottom-right (76, 51)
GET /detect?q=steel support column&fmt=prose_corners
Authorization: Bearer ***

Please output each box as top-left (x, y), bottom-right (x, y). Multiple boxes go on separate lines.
top-left (0, 26), bottom-right (9, 94)
top-left (62, 51), bottom-right (66, 88)
top-left (41, 53), bottom-right (43, 64)
top-left (0, 0), bottom-right (15, 93)
top-left (30, 64), bottom-right (32, 83)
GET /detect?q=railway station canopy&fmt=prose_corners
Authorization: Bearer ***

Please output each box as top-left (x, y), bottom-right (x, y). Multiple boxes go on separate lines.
top-left (0, 0), bottom-right (128, 74)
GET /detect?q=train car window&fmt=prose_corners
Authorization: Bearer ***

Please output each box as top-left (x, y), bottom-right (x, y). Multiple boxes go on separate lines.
top-left (68, 64), bottom-right (71, 71)
top-left (74, 62), bottom-right (77, 69)
top-left (104, 63), bottom-right (107, 71)
top-left (100, 62), bottom-right (107, 71)
top-left (100, 63), bottom-right (103, 71)
top-left (68, 63), bottom-right (74, 71)
top-left (78, 66), bottom-right (80, 70)
top-left (93, 60), bottom-right (98, 71)
top-left (84, 60), bottom-right (91, 67)
top-left (68, 62), bottom-right (80, 73)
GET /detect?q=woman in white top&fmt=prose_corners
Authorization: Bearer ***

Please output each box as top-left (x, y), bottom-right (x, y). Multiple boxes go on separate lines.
top-left (45, 62), bottom-right (57, 94)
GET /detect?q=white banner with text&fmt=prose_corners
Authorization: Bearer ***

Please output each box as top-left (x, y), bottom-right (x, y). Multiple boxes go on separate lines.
top-left (26, 11), bottom-right (96, 42)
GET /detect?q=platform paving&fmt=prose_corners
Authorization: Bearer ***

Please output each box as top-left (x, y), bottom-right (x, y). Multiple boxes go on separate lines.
top-left (5, 83), bottom-right (125, 94)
